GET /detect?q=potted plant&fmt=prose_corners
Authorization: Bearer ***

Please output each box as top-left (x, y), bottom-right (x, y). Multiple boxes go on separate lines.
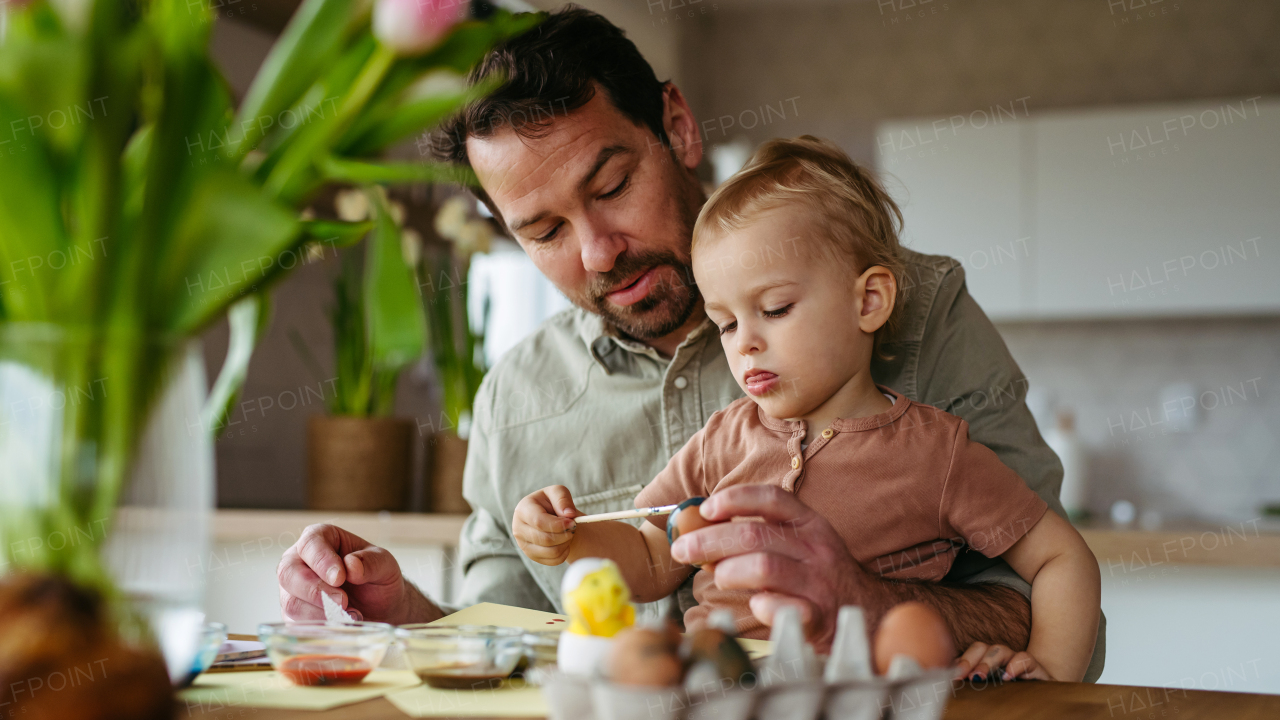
top-left (0, 0), bottom-right (537, 708)
top-left (298, 187), bottom-right (424, 511)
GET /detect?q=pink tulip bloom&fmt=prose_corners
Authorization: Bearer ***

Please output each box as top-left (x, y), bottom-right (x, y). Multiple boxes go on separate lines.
top-left (373, 0), bottom-right (467, 55)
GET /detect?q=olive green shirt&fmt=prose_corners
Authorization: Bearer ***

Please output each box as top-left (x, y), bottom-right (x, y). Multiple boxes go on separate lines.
top-left (452, 248), bottom-right (1105, 682)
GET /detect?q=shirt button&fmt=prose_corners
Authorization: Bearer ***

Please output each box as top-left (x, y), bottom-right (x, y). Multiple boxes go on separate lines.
top-left (791, 456), bottom-right (800, 469)
top-left (673, 376), bottom-right (688, 389)
top-left (821, 428), bottom-right (834, 439)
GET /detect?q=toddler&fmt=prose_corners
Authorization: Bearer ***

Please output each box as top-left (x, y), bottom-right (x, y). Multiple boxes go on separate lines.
top-left (513, 136), bottom-right (1101, 681)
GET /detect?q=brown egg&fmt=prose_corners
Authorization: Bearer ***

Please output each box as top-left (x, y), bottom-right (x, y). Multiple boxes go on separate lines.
top-left (608, 625), bottom-right (685, 687)
top-left (667, 497), bottom-right (717, 545)
top-left (873, 601), bottom-right (956, 675)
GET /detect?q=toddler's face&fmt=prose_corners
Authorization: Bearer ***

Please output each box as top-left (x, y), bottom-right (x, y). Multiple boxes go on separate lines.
top-left (694, 207), bottom-right (877, 421)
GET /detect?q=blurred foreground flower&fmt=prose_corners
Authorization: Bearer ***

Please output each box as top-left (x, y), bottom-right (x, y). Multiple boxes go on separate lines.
top-left (375, 0), bottom-right (468, 55)
top-left (434, 195), bottom-right (492, 256)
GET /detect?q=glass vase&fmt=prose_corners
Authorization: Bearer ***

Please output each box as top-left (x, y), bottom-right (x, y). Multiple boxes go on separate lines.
top-left (0, 323), bottom-right (214, 683)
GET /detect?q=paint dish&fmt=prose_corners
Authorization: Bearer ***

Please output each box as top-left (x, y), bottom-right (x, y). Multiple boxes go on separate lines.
top-left (397, 624), bottom-right (525, 689)
top-left (257, 621), bottom-right (394, 686)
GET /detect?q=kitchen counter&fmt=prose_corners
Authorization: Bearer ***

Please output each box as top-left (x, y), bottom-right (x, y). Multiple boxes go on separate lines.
top-left (1077, 519), bottom-right (1280, 569)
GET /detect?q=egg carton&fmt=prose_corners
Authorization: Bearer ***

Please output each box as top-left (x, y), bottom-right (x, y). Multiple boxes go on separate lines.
top-left (539, 607), bottom-right (953, 720)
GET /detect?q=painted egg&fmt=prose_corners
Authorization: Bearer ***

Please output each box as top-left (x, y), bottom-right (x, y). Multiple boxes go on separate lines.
top-left (608, 625), bottom-right (684, 687)
top-left (667, 497), bottom-right (716, 545)
top-left (873, 601), bottom-right (956, 675)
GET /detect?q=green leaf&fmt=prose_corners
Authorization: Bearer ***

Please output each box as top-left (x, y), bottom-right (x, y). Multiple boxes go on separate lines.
top-left (202, 293), bottom-right (270, 434)
top-left (157, 169), bottom-right (299, 333)
top-left (233, 0), bottom-right (357, 159)
top-left (339, 74), bottom-right (502, 156)
top-left (0, 92), bottom-right (67, 321)
top-left (250, 35), bottom-right (376, 189)
top-left (320, 156), bottom-right (476, 186)
top-left (301, 219), bottom-right (373, 249)
top-left (363, 188), bottom-right (425, 377)
top-left (0, 21), bottom-right (88, 158)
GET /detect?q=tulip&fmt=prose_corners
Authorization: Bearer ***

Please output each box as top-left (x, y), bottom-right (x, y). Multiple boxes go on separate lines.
top-left (373, 0), bottom-right (466, 56)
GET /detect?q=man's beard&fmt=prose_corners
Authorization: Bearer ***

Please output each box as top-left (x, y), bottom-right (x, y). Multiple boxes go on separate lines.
top-left (575, 250), bottom-right (701, 342)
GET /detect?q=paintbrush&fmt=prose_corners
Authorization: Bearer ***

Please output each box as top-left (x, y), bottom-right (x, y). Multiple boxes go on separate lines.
top-left (571, 504), bottom-right (680, 524)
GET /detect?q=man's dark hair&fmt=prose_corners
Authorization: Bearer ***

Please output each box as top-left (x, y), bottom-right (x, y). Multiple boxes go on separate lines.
top-left (432, 5), bottom-right (669, 219)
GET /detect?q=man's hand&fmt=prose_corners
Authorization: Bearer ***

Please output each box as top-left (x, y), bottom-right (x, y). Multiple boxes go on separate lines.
top-left (954, 642), bottom-right (1054, 682)
top-left (669, 485), bottom-right (1034, 657)
top-left (277, 524), bottom-right (440, 625)
top-left (512, 485), bottom-right (583, 565)
top-left (669, 485), bottom-right (894, 651)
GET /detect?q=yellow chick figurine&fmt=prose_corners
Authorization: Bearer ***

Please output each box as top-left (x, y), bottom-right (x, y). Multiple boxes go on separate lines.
top-left (557, 558), bottom-right (636, 676)
top-left (564, 560), bottom-right (636, 638)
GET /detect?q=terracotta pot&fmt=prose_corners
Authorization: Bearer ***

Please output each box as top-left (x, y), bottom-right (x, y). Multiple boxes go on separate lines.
top-left (307, 415), bottom-right (412, 511)
top-left (428, 431), bottom-right (471, 514)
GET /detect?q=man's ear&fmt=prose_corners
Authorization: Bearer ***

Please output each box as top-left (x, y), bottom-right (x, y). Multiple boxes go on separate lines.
top-left (661, 83), bottom-right (703, 171)
top-left (856, 265), bottom-right (896, 333)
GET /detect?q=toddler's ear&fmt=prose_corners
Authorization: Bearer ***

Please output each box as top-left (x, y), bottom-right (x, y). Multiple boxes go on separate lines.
top-left (856, 265), bottom-right (897, 333)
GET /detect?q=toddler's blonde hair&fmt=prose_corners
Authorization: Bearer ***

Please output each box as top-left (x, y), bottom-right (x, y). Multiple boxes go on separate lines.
top-left (694, 135), bottom-right (906, 346)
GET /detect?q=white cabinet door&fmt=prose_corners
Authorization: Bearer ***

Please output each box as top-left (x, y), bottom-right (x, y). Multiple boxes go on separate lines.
top-left (876, 98), bottom-right (1279, 320)
top-left (1032, 99), bottom-right (1279, 318)
top-left (876, 117), bottom-right (1030, 320)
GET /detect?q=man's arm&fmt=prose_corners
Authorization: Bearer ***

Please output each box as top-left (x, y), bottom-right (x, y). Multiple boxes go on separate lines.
top-left (885, 579), bottom-right (1030, 652)
top-left (671, 485), bottom-right (1033, 654)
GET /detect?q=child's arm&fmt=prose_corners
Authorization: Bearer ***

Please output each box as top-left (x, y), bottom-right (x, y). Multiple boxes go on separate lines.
top-left (999, 510), bottom-right (1101, 681)
top-left (511, 485), bottom-right (693, 603)
top-left (567, 520), bottom-right (693, 603)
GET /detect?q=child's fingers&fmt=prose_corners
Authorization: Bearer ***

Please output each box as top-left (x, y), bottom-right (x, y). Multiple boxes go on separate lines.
top-left (970, 644), bottom-right (1016, 681)
top-left (1002, 652), bottom-right (1052, 681)
top-left (518, 539), bottom-right (571, 566)
top-left (952, 642), bottom-right (989, 680)
top-left (514, 522), bottom-right (575, 548)
top-left (542, 485), bottom-right (582, 519)
top-left (515, 494), bottom-right (577, 535)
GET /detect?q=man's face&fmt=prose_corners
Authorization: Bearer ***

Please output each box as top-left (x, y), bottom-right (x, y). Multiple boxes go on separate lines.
top-left (466, 89), bottom-right (705, 341)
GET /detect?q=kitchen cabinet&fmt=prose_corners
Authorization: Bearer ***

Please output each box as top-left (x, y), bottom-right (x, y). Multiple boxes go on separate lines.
top-left (876, 97), bottom-right (1280, 320)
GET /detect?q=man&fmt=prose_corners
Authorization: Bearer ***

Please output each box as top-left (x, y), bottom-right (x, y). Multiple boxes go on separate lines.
top-left (278, 7), bottom-right (1104, 681)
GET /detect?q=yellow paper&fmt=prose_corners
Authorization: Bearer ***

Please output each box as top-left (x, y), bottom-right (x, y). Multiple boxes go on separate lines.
top-left (738, 637), bottom-right (772, 659)
top-left (386, 678), bottom-right (547, 718)
top-left (178, 669), bottom-right (421, 712)
top-left (431, 601), bottom-right (572, 632)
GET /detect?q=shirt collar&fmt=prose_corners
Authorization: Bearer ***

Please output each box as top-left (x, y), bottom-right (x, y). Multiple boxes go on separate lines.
top-left (578, 310), bottom-right (717, 374)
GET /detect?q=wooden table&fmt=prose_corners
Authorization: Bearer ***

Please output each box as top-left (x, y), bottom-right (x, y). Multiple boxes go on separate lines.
top-left (180, 679), bottom-right (1280, 719)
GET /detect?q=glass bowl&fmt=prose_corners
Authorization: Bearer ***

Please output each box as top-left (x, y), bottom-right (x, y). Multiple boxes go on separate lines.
top-left (177, 621), bottom-right (228, 687)
top-left (258, 621), bottom-right (395, 686)
top-left (518, 630), bottom-right (561, 680)
top-left (397, 624), bottom-right (524, 689)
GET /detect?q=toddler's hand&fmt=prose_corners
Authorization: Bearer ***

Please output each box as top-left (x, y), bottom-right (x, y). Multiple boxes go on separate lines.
top-left (512, 485), bottom-right (583, 566)
top-left (953, 642), bottom-right (1055, 682)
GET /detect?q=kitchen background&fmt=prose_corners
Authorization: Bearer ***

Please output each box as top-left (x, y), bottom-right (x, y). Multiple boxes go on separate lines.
top-left (201, 0), bottom-right (1280, 694)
